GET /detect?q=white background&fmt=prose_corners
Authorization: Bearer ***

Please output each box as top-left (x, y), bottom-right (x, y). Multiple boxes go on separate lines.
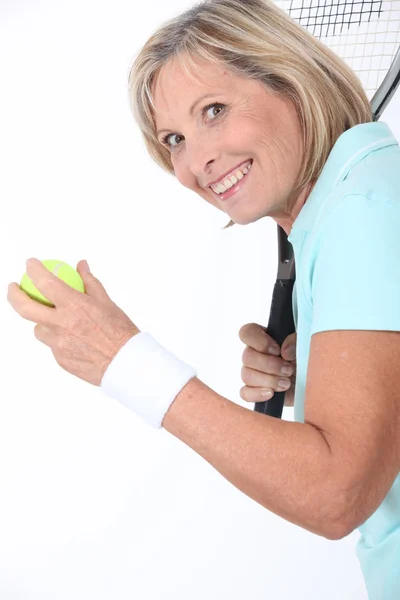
top-left (1, 1), bottom-right (399, 598)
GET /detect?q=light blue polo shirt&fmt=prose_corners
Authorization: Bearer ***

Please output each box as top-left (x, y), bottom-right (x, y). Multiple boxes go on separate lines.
top-left (287, 122), bottom-right (400, 599)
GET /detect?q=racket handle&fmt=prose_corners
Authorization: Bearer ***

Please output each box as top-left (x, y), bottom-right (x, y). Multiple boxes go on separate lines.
top-left (254, 277), bottom-right (295, 419)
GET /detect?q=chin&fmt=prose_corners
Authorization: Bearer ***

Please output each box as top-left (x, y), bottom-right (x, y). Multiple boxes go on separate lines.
top-left (226, 205), bottom-right (266, 226)
top-left (226, 214), bottom-right (258, 226)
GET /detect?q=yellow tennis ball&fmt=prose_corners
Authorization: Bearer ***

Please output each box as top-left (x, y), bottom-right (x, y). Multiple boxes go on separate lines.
top-left (20, 259), bottom-right (85, 307)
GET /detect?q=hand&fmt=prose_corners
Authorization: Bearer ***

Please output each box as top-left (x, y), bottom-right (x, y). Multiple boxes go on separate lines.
top-left (7, 258), bottom-right (141, 386)
top-left (238, 323), bottom-right (297, 407)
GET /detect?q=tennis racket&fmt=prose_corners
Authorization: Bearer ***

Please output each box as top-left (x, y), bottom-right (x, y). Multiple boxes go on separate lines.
top-left (255, 0), bottom-right (400, 419)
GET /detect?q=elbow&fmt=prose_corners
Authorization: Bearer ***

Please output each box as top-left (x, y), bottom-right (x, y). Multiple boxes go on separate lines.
top-left (321, 510), bottom-right (356, 540)
top-left (319, 480), bottom-right (363, 541)
top-left (328, 503), bottom-right (372, 540)
top-left (324, 520), bottom-right (355, 541)
top-left (302, 503), bottom-right (357, 541)
top-left (323, 496), bottom-right (365, 540)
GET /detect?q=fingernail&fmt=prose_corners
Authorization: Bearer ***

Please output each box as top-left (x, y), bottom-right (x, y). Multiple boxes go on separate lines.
top-left (281, 364), bottom-right (294, 376)
top-left (269, 346), bottom-right (280, 356)
top-left (278, 378), bottom-right (291, 390)
top-left (261, 389), bottom-right (273, 398)
top-left (285, 345), bottom-right (296, 360)
top-left (81, 260), bottom-right (90, 273)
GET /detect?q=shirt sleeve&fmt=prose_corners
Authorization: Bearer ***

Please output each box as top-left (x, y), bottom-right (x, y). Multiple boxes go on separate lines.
top-left (310, 193), bottom-right (400, 335)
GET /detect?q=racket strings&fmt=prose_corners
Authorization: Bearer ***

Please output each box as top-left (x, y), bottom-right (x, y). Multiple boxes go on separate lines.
top-left (276, 0), bottom-right (400, 97)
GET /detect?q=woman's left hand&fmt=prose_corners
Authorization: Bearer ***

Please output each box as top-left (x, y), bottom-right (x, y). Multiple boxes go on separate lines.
top-left (7, 258), bottom-right (141, 386)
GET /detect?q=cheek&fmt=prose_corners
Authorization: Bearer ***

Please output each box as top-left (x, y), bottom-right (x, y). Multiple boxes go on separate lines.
top-left (174, 167), bottom-right (221, 209)
top-left (172, 159), bottom-right (190, 187)
top-left (176, 172), bottom-right (193, 191)
top-left (172, 172), bottom-right (186, 191)
top-left (174, 163), bottom-right (200, 193)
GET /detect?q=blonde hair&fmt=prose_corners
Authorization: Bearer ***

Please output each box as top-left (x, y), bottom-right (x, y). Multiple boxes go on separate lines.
top-left (128, 0), bottom-right (372, 229)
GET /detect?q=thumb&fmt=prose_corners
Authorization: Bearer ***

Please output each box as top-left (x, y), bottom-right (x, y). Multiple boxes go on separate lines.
top-left (76, 260), bottom-right (111, 302)
top-left (281, 331), bottom-right (297, 361)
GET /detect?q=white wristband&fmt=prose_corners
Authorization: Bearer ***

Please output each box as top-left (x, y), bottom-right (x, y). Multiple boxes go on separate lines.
top-left (100, 332), bottom-right (198, 429)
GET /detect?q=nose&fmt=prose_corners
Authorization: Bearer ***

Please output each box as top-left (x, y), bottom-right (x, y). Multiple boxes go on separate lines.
top-left (190, 158), bottom-right (217, 189)
top-left (186, 141), bottom-right (219, 185)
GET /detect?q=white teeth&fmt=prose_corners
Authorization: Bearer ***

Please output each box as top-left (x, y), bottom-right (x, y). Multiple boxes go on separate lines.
top-left (211, 161), bottom-right (252, 194)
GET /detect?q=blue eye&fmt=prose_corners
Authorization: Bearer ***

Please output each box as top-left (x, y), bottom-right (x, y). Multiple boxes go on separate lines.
top-left (161, 103), bottom-right (225, 149)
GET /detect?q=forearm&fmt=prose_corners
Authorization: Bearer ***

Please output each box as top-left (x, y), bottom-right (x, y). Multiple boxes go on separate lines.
top-left (163, 377), bottom-right (345, 539)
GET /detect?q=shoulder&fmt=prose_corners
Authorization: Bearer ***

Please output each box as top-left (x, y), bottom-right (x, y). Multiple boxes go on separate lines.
top-left (301, 174), bottom-right (400, 332)
top-left (311, 140), bottom-right (400, 239)
top-left (346, 141), bottom-right (400, 206)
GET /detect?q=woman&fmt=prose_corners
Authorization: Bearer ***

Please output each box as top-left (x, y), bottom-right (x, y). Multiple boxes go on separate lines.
top-left (7, 0), bottom-right (400, 597)
top-left (128, 0), bottom-right (400, 589)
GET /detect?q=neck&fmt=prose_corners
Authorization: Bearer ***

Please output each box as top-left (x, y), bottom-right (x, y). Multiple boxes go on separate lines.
top-left (273, 181), bottom-right (315, 236)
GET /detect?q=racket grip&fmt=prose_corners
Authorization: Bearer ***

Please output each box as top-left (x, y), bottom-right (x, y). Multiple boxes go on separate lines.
top-left (254, 277), bottom-right (295, 419)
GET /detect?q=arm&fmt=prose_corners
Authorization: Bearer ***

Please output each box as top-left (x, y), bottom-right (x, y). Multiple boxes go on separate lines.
top-left (163, 327), bottom-right (400, 542)
top-left (163, 376), bottom-right (341, 540)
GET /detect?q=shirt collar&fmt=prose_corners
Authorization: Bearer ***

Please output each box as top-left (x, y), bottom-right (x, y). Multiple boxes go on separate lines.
top-left (288, 122), bottom-right (398, 243)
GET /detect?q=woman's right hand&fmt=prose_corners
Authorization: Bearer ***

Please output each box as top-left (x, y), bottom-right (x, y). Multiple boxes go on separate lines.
top-left (238, 323), bottom-right (297, 407)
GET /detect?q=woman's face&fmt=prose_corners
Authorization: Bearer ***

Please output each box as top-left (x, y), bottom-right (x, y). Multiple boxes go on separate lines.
top-left (153, 57), bottom-right (310, 233)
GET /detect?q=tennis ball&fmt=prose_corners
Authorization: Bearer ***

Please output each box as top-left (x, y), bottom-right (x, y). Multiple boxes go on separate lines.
top-left (20, 259), bottom-right (85, 307)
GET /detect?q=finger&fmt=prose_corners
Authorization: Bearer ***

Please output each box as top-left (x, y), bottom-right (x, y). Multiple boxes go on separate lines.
top-left (242, 346), bottom-right (294, 378)
top-left (238, 323), bottom-right (280, 354)
top-left (241, 366), bottom-right (292, 393)
top-left (240, 385), bottom-right (275, 403)
top-left (76, 261), bottom-right (112, 303)
top-left (25, 258), bottom-right (80, 308)
top-left (7, 282), bottom-right (58, 327)
top-left (281, 332), bottom-right (297, 361)
top-left (240, 385), bottom-right (295, 405)
top-left (284, 331), bottom-right (297, 345)
top-left (34, 324), bottom-right (55, 348)
top-left (284, 389), bottom-right (295, 407)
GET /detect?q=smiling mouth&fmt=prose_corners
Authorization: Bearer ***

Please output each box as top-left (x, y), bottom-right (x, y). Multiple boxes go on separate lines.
top-left (209, 160), bottom-right (253, 201)
top-left (209, 160), bottom-right (253, 195)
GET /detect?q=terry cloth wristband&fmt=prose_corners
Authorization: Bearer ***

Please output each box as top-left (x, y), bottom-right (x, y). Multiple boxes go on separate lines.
top-left (100, 332), bottom-right (198, 429)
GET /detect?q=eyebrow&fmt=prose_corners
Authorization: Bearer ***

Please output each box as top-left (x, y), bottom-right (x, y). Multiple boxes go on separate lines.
top-left (156, 93), bottom-right (218, 137)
